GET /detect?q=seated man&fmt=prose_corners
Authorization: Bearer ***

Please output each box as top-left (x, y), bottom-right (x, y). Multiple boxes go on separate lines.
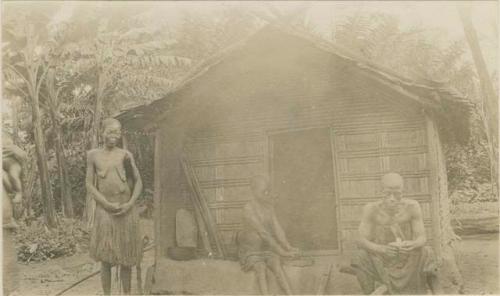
top-left (236, 175), bottom-right (299, 295)
top-left (3, 132), bottom-right (27, 295)
top-left (3, 132), bottom-right (27, 228)
top-left (352, 173), bottom-right (441, 295)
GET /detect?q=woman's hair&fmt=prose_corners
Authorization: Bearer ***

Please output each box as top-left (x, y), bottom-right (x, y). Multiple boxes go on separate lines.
top-left (102, 118), bottom-right (121, 130)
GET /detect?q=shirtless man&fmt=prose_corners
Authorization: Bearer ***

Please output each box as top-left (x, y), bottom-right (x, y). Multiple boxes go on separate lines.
top-left (352, 172), bottom-right (441, 295)
top-left (3, 133), bottom-right (27, 223)
top-left (237, 175), bottom-right (299, 295)
top-left (3, 132), bottom-right (27, 295)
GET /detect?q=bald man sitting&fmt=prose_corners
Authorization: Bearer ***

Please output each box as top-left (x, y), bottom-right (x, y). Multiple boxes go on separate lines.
top-left (351, 173), bottom-right (442, 295)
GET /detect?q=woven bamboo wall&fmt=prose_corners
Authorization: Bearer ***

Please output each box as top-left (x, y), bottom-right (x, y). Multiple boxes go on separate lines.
top-left (156, 28), bottom-right (436, 256)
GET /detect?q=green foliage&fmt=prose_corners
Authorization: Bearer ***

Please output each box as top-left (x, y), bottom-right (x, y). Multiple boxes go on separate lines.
top-left (445, 138), bottom-right (494, 203)
top-left (332, 12), bottom-right (476, 88)
top-left (15, 218), bottom-right (89, 263)
top-left (451, 201), bottom-right (498, 220)
top-left (174, 6), bottom-right (259, 60)
top-left (444, 104), bottom-right (496, 203)
top-left (332, 12), bottom-right (496, 203)
top-left (4, 4), bottom-right (495, 224)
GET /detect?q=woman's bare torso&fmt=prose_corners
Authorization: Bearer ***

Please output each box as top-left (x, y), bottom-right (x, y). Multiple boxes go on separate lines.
top-left (93, 148), bottom-right (131, 204)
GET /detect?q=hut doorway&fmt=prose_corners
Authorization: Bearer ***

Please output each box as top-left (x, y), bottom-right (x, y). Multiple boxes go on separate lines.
top-left (270, 128), bottom-right (339, 251)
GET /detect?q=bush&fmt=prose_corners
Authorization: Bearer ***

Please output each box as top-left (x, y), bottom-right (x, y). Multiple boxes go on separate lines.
top-left (444, 124), bottom-right (496, 203)
top-left (451, 200), bottom-right (499, 220)
top-left (450, 183), bottom-right (497, 204)
top-left (15, 218), bottom-right (89, 263)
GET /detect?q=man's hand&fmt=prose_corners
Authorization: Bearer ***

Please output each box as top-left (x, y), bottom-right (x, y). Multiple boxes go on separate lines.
top-left (280, 246), bottom-right (300, 258)
top-left (112, 202), bottom-right (133, 216)
top-left (398, 240), bottom-right (419, 254)
top-left (376, 245), bottom-right (398, 257)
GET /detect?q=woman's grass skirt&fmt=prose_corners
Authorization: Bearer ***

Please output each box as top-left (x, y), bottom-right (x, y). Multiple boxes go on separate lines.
top-left (89, 204), bottom-right (142, 267)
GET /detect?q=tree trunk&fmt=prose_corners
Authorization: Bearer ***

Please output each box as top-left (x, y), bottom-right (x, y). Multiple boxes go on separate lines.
top-left (86, 72), bottom-right (106, 225)
top-left (458, 7), bottom-right (499, 197)
top-left (91, 95), bottom-right (102, 148)
top-left (31, 96), bottom-right (57, 228)
top-left (49, 110), bottom-right (74, 218)
top-left (91, 73), bottom-right (107, 149)
top-left (24, 151), bottom-right (37, 218)
top-left (11, 96), bottom-right (20, 145)
top-left (426, 114), bottom-right (464, 293)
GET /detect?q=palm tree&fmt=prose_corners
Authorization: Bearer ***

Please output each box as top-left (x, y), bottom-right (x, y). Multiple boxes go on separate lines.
top-left (3, 19), bottom-right (58, 227)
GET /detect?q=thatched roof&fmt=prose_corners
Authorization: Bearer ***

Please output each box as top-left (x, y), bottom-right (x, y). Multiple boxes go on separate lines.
top-left (116, 22), bottom-right (473, 140)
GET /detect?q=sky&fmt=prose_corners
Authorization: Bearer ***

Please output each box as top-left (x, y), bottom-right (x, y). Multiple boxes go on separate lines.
top-left (3, 1), bottom-right (497, 36)
top-left (1, 1), bottom-right (498, 129)
top-left (2, 1), bottom-right (498, 73)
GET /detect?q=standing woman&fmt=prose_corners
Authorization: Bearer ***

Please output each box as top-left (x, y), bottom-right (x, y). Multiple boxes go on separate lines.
top-left (86, 118), bottom-right (143, 295)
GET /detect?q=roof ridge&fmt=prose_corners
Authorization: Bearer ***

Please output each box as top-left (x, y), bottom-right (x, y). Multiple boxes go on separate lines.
top-left (116, 20), bottom-right (472, 125)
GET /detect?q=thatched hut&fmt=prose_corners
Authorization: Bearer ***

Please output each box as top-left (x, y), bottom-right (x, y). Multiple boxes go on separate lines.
top-left (117, 24), bottom-right (471, 294)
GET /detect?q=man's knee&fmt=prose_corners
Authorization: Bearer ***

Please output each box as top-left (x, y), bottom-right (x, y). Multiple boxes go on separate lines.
top-left (351, 248), bottom-right (371, 269)
top-left (254, 261), bottom-right (266, 272)
top-left (266, 256), bottom-right (281, 268)
top-left (420, 246), bottom-right (439, 275)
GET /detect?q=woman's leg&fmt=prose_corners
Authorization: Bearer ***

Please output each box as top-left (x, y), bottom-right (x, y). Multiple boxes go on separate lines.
top-left (267, 256), bottom-right (293, 295)
top-left (120, 265), bottom-right (132, 294)
top-left (101, 262), bottom-right (112, 295)
top-left (254, 262), bottom-right (268, 295)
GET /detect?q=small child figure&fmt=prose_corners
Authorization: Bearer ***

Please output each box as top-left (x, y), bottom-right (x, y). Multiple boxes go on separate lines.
top-left (236, 175), bottom-right (299, 295)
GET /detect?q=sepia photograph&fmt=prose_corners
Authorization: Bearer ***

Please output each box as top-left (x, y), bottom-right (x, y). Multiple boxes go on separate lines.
top-left (1, 1), bottom-right (498, 295)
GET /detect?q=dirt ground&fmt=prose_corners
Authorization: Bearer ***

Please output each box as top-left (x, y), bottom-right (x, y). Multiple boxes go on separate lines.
top-left (454, 233), bottom-right (499, 295)
top-left (14, 231), bottom-right (499, 295)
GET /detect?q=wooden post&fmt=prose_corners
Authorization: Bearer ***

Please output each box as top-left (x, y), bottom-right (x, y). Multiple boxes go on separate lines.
top-left (329, 129), bottom-right (344, 253)
top-left (181, 153), bottom-right (226, 258)
top-left (425, 114), bottom-right (442, 259)
top-left (425, 112), bottom-right (464, 293)
top-left (153, 129), bottom-right (162, 263)
top-left (160, 125), bottom-right (188, 257)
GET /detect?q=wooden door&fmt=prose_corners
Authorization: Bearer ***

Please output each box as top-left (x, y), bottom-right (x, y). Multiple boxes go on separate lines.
top-left (271, 128), bottom-right (338, 251)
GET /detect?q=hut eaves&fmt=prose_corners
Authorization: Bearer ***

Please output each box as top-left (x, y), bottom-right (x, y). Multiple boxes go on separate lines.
top-left (116, 23), bottom-right (474, 137)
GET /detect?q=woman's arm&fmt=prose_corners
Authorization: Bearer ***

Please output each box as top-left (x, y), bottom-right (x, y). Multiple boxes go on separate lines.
top-left (85, 151), bottom-right (118, 212)
top-left (271, 210), bottom-right (294, 251)
top-left (244, 205), bottom-right (288, 256)
top-left (125, 151), bottom-right (143, 205)
top-left (114, 151), bottom-right (142, 215)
